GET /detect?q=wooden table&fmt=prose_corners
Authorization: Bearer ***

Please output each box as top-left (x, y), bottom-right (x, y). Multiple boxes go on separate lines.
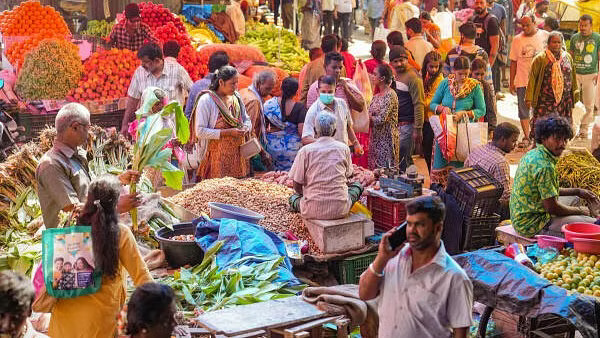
top-left (194, 296), bottom-right (350, 338)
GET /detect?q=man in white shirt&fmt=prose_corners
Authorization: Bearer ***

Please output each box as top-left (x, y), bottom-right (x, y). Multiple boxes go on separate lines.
top-left (334, 0), bottom-right (353, 43)
top-left (404, 18), bottom-right (434, 67)
top-left (359, 196), bottom-right (473, 338)
top-left (302, 75), bottom-right (363, 156)
top-left (509, 15), bottom-right (548, 145)
top-left (121, 43), bottom-right (193, 134)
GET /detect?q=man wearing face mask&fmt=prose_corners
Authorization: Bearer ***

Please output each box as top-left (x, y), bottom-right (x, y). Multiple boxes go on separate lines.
top-left (108, 3), bottom-right (159, 51)
top-left (302, 75), bottom-right (363, 155)
top-left (121, 43), bottom-right (193, 135)
top-left (389, 46), bottom-right (425, 172)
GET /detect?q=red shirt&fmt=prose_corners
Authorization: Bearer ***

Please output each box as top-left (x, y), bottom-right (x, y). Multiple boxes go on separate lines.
top-left (341, 51), bottom-right (357, 79)
top-left (108, 21), bottom-right (159, 51)
top-left (363, 58), bottom-right (386, 74)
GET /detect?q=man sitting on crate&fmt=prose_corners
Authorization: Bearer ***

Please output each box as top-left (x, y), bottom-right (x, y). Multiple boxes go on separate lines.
top-left (288, 111), bottom-right (363, 220)
top-left (464, 122), bottom-right (520, 219)
top-left (358, 196), bottom-right (474, 338)
top-left (510, 115), bottom-right (599, 238)
top-left (35, 103), bottom-right (141, 228)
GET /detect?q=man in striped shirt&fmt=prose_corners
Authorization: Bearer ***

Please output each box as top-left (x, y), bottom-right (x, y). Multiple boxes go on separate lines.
top-left (121, 43), bottom-right (192, 134)
top-left (289, 111), bottom-right (363, 220)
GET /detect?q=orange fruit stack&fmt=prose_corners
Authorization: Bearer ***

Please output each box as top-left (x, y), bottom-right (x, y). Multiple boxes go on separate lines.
top-left (6, 31), bottom-right (65, 71)
top-left (0, 1), bottom-right (69, 36)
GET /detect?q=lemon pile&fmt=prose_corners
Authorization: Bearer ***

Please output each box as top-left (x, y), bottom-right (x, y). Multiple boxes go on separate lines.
top-left (535, 248), bottom-right (600, 296)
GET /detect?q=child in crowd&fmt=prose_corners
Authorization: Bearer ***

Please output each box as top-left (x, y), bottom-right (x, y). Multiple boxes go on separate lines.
top-left (471, 58), bottom-right (497, 136)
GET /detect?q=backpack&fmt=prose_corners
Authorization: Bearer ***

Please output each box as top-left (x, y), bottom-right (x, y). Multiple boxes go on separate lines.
top-left (471, 13), bottom-right (507, 64)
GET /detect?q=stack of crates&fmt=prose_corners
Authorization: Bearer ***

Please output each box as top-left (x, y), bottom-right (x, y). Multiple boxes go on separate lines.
top-left (446, 166), bottom-right (503, 251)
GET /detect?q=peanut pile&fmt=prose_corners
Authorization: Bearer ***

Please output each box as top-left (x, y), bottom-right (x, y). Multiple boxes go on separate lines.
top-left (167, 178), bottom-right (322, 254)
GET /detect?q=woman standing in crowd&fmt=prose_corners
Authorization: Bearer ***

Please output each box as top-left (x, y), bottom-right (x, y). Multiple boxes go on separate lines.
top-left (263, 77), bottom-right (307, 171)
top-left (422, 51), bottom-right (444, 173)
top-left (368, 64), bottom-right (399, 169)
top-left (430, 56), bottom-right (486, 187)
top-left (191, 66), bottom-right (252, 179)
top-left (364, 40), bottom-right (388, 75)
top-left (526, 32), bottom-right (578, 137)
top-left (49, 176), bottom-right (152, 337)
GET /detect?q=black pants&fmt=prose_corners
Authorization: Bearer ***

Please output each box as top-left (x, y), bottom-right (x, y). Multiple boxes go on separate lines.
top-left (422, 121), bottom-right (434, 173)
top-left (323, 11), bottom-right (334, 36)
top-left (334, 12), bottom-right (352, 42)
top-left (492, 61), bottom-right (501, 93)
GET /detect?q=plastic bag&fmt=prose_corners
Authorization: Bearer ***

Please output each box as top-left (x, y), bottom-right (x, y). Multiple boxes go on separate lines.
top-left (351, 60), bottom-right (372, 133)
top-left (454, 119), bottom-right (487, 162)
top-left (373, 24), bottom-right (390, 42)
top-left (430, 113), bottom-right (457, 162)
top-left (572, 101), bottom-right (586, 136)
top-left (42, 226), bottom-right (102, 298)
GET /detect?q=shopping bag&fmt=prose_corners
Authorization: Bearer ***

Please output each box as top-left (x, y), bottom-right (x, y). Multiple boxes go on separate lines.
top-left (430, 113), bottom-right (457, 162)
top-left (373, 24), bottom-right (390, 43)
top-left (454, 119), bottom-right (488, 162)
top-left (351, 60), bottom-right (372, 133)
top-left (42, 226), bottom-right (102, 298)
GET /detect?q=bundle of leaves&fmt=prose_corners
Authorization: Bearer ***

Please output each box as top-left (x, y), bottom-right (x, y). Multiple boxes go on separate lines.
top-left (15, 38), bottom-right (83, 100)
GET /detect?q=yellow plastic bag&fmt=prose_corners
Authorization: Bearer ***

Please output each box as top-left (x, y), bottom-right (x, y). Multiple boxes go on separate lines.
top-left (351, 202), bottom-right (372, 219)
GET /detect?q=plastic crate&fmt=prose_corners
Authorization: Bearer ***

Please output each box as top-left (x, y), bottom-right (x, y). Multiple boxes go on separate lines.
top-left (367, 195), bottom-right (407, 232)
top-left (446, 166), bottom-right (503, 218)
top-left (462, 214), bottom-right (501, 251)
top-left (19, 112), bottom-right (57, 140)
top-left (90, 110), bottom-right (124, 129)
top-left (332, 251), bottom-right (378, 284)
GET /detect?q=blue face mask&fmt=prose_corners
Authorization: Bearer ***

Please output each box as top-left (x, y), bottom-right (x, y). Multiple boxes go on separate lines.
top-left (320, 93), bottom-right (335, 105)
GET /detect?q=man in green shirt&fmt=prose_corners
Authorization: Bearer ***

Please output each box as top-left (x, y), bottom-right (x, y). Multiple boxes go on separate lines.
top-left (510, 116), bottom-right (598, 238)
top-left (569, 14), bottom-right (600, 138)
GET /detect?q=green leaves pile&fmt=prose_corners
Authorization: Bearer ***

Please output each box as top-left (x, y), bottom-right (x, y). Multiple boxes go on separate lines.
top-left (162, 241), bottom-right (305, 313)
top-left (238, 22), bottom-right (309, 72)
top-left (130, 101), bottom-right (190, 230)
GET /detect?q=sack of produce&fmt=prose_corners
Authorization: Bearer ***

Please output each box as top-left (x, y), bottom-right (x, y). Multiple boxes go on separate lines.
top-left (197, 44), bottom-right (267, 64)
top-left (41, 225), bottom-right (102, 298)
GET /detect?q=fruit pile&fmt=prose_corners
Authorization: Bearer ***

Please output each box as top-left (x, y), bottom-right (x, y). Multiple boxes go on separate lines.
top-left (133, 2), bottom-right (185, 34)
top-left (16, 38), bottom-right (82, 100)
top-left (154, 22), bottom-right (191, 48)
top-left (536, 248), bottom-right (600, 297)
top-left (82, 20), bottom-right (115, 38)
top-left (177, 45), bottom-right (208, 82)
top-left (69, 49), bottom-right (140, 102)
top-left (0, 1), bottom-right (69, 36)
top-left (6, 31), bottom-right (65, 71)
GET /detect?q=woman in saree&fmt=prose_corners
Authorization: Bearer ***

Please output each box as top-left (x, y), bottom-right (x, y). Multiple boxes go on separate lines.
top-left (263, 77), bottom-right (306, 171)
top-left (429, 56), bottom-right (486, 187)
top-left (190, 66), bottom-right (252, 179)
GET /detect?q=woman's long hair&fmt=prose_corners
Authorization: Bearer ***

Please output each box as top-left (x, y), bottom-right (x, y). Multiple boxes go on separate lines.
top-left (422, 51), bottom-right (443, 94)
top-left (281, 77), bottom-right (299, 111)
top-left (77, 176), bottom-right (121, 279)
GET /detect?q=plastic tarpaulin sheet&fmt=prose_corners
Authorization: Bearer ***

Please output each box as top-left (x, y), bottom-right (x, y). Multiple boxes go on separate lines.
top-left (453, 250), bottom-right (599, 338)
top-left (194, 217), bottom-right (301, 286)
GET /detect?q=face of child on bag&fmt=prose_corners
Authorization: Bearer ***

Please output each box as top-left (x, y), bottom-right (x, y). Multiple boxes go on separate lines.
top-left (63, 262), bottom-right (72, 273)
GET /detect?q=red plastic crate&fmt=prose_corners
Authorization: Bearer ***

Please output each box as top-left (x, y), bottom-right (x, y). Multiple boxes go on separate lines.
top-left (367, 195), bottom-right (407, 231)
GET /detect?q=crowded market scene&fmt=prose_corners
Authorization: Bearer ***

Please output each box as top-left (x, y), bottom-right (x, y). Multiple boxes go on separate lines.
top-left (3, 0), bottom-right (600, 336)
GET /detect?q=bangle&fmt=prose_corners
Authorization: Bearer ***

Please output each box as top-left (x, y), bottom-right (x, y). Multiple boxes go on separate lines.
top-left (369, 263), bottom-right (384, 277)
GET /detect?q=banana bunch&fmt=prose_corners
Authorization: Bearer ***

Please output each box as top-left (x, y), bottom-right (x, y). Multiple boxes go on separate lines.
top-left (83, 20), bottom-right (114, 38)
top-left (238, 22), bottom-right (309, 72)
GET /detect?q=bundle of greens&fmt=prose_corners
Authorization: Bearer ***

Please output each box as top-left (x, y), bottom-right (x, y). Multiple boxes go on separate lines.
top-left (130, 101), bottom-right (190, 230)
top-left (162, 241), bottom-right (305, 314)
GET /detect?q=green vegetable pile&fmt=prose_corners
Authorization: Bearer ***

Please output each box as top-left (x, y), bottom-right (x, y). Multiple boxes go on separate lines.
top-left (161, 241), bottom-right (305, 313)
top-left (238, 22), bottom-right (309, 73)
top-left (83, 20), bottom-right (115, 38)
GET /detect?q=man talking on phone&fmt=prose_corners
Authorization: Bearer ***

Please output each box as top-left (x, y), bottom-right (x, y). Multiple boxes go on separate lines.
top-left (358, 196), bottom-right (473, 338)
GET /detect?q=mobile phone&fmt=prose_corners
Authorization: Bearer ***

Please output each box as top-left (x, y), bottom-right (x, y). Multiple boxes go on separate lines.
top-left (388, 221), bottom-right (407, 251)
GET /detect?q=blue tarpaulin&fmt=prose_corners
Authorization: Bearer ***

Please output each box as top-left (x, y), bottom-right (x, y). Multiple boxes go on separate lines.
top-left (181, 4), bottom-right (226, 42)
top-left (453, 250), bottom-right (599, 337)
top-left (194, 217), bottom-right (301, 286)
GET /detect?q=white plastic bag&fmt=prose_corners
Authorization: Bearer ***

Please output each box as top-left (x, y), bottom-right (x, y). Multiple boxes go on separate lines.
top-left (374, 24), bottom-right (390, 42)
top-left (571, 101), bottom-right (586, 136)
top-left (454, 120), bottom-right (487, 162)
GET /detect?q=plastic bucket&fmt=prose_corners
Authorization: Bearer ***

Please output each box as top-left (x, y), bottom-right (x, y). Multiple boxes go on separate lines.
top-left (208, 202), bottom-right (265, 224)
top-left (155, 223), bottom-right (204, 268)
top-left (562, 223), bottom-right (600, 242)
